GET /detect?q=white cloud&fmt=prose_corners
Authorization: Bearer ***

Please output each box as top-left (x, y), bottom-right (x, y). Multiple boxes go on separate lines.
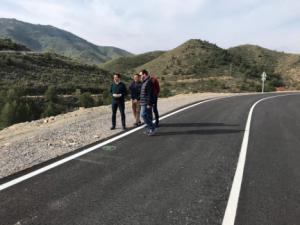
top-left (0, 0), bottom-right (300, 54)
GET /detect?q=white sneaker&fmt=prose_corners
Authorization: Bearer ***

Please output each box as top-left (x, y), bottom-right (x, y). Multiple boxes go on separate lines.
top-left (147, 129), bottom-right (156, 136)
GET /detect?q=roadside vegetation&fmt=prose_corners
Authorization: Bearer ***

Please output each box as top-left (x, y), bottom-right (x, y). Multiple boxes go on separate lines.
top-left (0, 38), bottom-right (299, 130)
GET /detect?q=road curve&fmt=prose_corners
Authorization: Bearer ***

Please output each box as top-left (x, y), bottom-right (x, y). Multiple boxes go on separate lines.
top-left (0, 93), bottom-right (299, 225)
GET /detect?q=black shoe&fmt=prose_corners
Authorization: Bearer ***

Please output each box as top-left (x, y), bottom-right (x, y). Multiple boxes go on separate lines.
top-left (122, 126), bottom-right (127, 130)
top-left (155, 123), bottom-right (159, 128)
top-left (110, 126), bottom-right (116, 130)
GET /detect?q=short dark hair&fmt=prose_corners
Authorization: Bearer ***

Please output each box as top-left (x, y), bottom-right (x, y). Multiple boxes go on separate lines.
top-left (140, 69), bottom-right (148, 75)
top-left (113, 73), bottom-right (121, 78)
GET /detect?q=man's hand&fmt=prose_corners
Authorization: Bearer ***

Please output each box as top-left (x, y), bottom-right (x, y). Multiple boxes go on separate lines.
top-left (113, 94), bottom-right (122, 98)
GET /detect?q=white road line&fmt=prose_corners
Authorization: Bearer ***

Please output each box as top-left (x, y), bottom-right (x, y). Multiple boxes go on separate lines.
top-left (221, 93), bottom-right (299, 225)
top-left (0, 96), bottom-right (228, 191)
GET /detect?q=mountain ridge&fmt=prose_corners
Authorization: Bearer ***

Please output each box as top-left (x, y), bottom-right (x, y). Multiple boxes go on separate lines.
top-left (102, 39), bottom-right (299, 92)
top-left (0, 18), bottom-right (133, 64)
top-left (100, 50), bottom-right (165, 74)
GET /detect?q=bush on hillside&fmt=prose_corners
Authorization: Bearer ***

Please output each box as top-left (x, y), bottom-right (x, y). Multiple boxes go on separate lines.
top-left (79, 92), bottom-right (95, 108)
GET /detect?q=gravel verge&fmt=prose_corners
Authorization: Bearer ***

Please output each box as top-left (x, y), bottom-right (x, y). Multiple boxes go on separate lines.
top-left (0, 93), bottom-right (239, 178)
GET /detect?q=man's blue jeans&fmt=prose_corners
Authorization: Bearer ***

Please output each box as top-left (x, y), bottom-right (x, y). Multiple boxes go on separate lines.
top-left (140, 105), bottom-right (155, 131)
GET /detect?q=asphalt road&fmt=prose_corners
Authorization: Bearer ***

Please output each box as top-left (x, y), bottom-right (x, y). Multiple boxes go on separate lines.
top-left (235, 94), bottom-right (300, 225)
top-left (0, 93), bottom-right (299, 225)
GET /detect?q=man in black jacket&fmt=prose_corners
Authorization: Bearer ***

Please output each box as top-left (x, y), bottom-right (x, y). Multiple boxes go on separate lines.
top-left (110, 73), bottom-right (127, 130)
top-left (139, 69), bottom-right (156, 136)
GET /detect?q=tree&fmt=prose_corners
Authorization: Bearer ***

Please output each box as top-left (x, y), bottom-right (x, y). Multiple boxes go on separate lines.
top-left (0, 88), bottom-right (31, 128)
top-left (101, 89), bottom-right (111, 105)
top-left (79, 92), bottom-right (94, 108)
top-left (0, 90), bottom-right (6, 109)
top-left (42, 85), bottom-right (59, 117)
top-left (15, 101), bottom-right (31, 122)
top-left (44, 85), bottom-right (58, 102)
top-left (160, 86), bottom-right (173, 97)
top-left (42, 101), bottom-right (56, 117)
top-left (0, 101), bottom-right (17, 127)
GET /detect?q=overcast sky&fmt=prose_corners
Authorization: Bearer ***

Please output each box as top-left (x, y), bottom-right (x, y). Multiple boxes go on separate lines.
top-left (1, 0), bottom-right (300, 54)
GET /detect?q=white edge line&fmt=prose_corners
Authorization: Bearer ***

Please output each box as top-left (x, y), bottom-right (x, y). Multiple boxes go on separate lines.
top-left (221, 93), bottom-right (299, 225)
top-left (0, 96), bottom-right (229, 191)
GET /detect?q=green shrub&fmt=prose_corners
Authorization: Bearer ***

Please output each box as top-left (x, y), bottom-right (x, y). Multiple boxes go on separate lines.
top-left (79, 92), bottom-right (94, 108)
top-left (42, 85), bottom-right (61, 117)
top-left (0, 101), bottom-right (17, 127)
top-left (42, 101), bottom-right (57, 117)
top-left (160, 86), bottom-right (173, 97)
top-left (0, 88), bottom-right (31, 128)
top-left (101, 89), bottom-right (111, 105)
top-left (44, 85), bottom-right (58, 102)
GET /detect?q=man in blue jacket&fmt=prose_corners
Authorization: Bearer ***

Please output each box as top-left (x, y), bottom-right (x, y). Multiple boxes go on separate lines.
top-left (110, 73), bottom-right (127, 130)
top-left (139, 69), bottom-right (156, 136)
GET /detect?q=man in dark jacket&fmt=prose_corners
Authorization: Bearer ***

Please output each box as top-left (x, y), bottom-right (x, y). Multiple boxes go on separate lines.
top-left (139, 69), bottom-right (156, 136)
top-left (110, 73), bottom-right (127, 130)
top-left (129, 74), bottom-right (142, 126)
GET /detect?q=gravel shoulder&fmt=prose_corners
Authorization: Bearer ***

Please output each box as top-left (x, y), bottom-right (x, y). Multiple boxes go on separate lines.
top-left (0, 93), bottom-right (239, 178)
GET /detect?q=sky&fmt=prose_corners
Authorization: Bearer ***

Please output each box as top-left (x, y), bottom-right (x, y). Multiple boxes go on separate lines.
top-left (0, 0), bottom-right (300, 54)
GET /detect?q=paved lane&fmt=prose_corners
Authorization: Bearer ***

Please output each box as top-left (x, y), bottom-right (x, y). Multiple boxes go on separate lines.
top-left (0, 93), bottom-right (292, 225)
top-left (235, 94), bottom-right (300, 225)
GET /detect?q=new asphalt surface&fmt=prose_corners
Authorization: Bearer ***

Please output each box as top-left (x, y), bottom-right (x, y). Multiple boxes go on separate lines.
top-left (235, 94), bottom-right (300, 225)
top-left (0, 93), bottom-right (299, 225)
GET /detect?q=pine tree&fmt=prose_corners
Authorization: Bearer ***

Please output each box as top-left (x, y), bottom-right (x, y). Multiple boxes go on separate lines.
top-left (42, 85), bottom-right (59, 117)
top-left (42, 101), bottom-right (56, 117)
top-left (0, 87), bottom-right (34, 129)
top-left (15, 101), bottom-right (31, 122)
top-left (79, 92), bottom-right (94, 108)
top-left (0, 101), bottom-right (17, 127)
top-left (44, 85), bottom-right (58, 102)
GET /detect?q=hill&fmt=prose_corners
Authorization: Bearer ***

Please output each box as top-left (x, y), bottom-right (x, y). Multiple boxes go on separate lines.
top-left (228, 45), bottom-right (300, 89)
top-left (0, 39), bottom-right (112, 95)
top-left (137, 39), bottom-right (234, 78)
top-left (100, 50), bottom-right (165, 75)
top-left (0, 18), bottom-right (133, 64)
top-left (133, 39), bottom-right (259, 93)
top-left (0, 38), bottom-right (30, 51)
top-left (132, 39), bottom-right (300, 93)
top-left (0, 38), bottom-right (118, 129)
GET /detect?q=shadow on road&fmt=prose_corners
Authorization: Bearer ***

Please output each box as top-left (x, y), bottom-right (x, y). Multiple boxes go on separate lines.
top-left (155, 122), bottom-right (243, 136)
top-left (159, 122), bottom-right (239, 127)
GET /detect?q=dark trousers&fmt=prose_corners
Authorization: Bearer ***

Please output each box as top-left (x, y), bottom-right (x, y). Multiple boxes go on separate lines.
top-left (112, 100), bottom-right (126, 128)
top-left (152, 96), bottom-right (159, 125)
